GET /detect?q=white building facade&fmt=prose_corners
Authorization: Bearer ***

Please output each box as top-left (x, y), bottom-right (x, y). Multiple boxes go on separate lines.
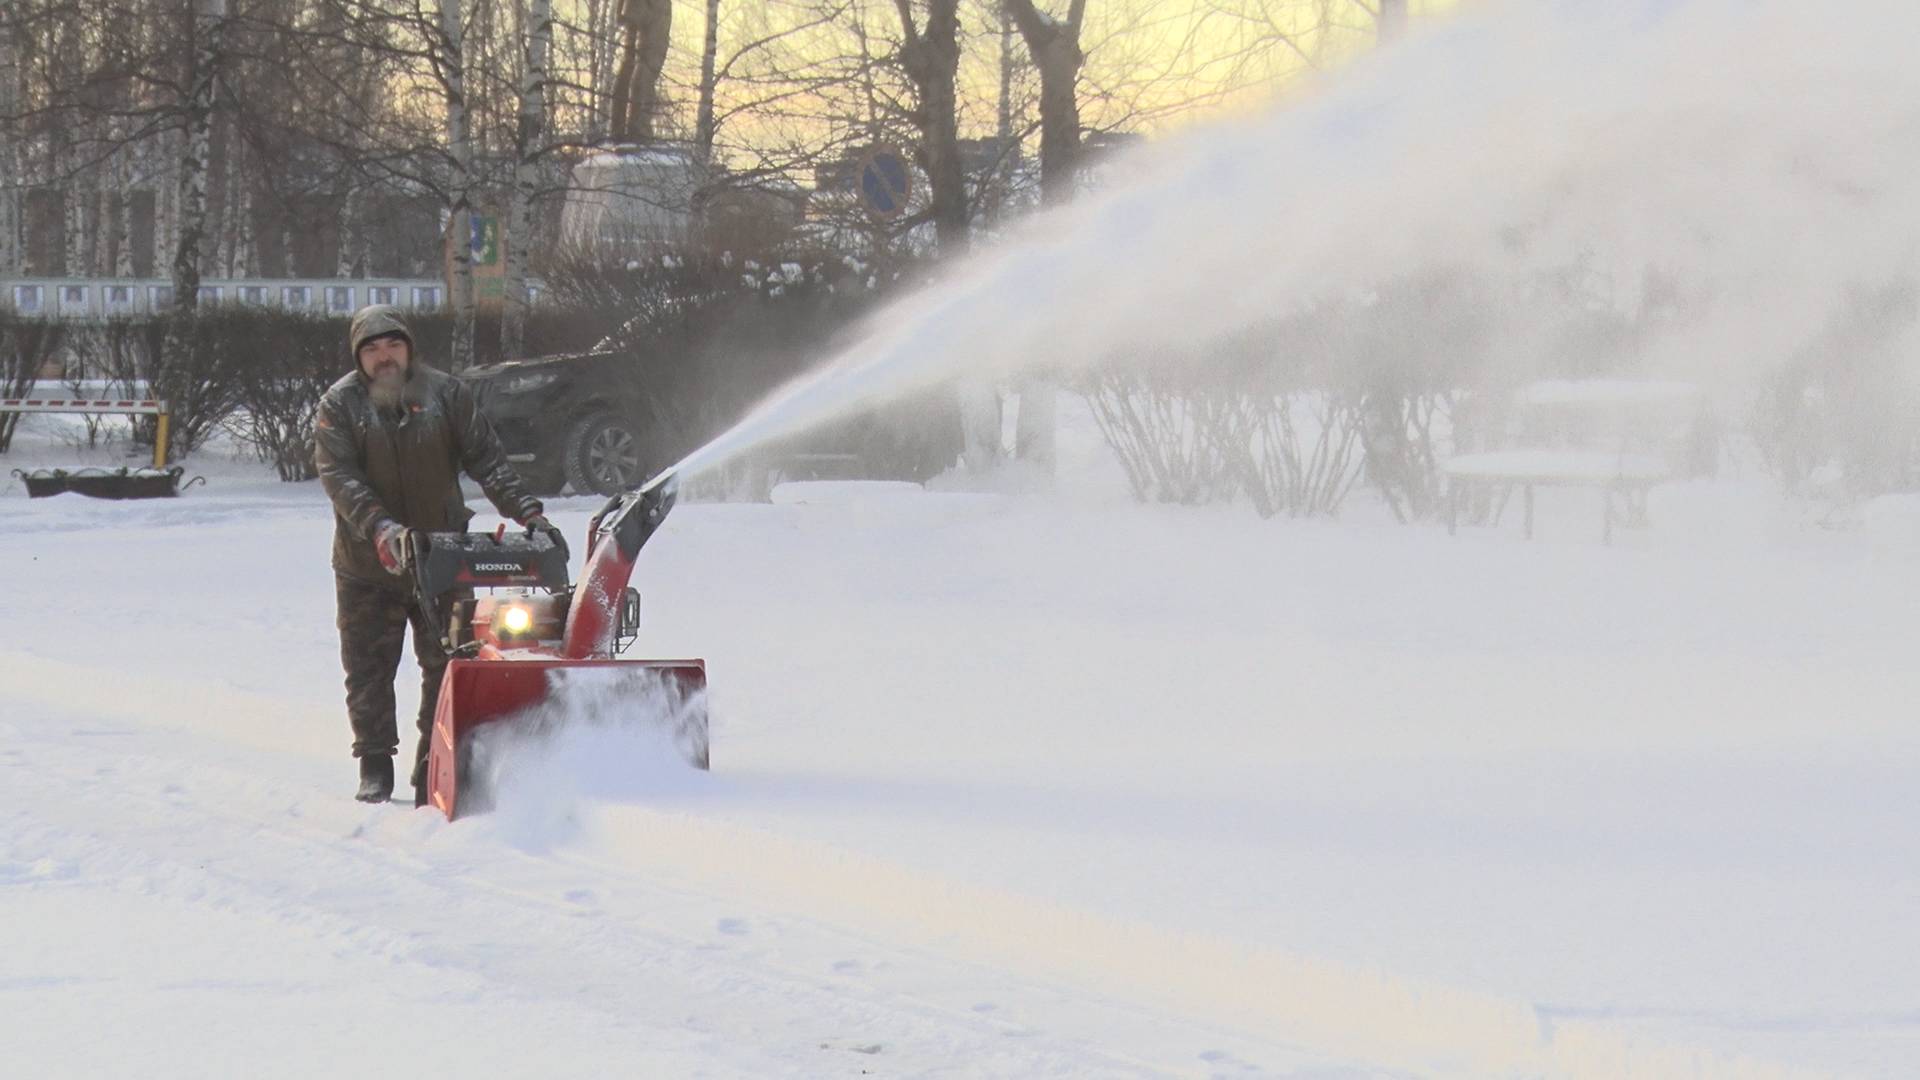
top-left (0, 278), bottom-right (451, 321)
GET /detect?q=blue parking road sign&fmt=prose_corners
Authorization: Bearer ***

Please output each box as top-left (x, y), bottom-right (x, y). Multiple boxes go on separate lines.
top-left (860, 148), bottom-right (911, 218)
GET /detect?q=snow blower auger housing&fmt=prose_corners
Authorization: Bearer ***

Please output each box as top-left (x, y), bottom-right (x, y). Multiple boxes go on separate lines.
top-left (409, 477), bottom-right (708, 820)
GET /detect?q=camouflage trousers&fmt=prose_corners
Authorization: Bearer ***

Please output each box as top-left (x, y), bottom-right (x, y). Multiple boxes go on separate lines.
top-left (335, 573), bottom-right (462, 785)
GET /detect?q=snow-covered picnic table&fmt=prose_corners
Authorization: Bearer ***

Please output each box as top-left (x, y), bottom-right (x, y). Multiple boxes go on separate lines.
top-left (1443, 450), bottom-right (1671, 543)
top-left (1442, 378), bottom-right (1704, 544)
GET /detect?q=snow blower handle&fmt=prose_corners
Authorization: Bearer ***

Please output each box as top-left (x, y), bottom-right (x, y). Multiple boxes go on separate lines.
top-left (404, 528), bottom-right (570, 620)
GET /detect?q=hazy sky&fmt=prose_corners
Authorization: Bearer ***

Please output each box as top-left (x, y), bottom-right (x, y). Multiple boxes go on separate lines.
top-left (583, 0), bottom-right (1470, 149)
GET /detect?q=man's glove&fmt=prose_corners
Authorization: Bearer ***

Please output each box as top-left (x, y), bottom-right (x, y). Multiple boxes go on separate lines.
top-left (373, 520), bottom-right (409, 576)
top-left (522, 513), bottom-right (568, 561)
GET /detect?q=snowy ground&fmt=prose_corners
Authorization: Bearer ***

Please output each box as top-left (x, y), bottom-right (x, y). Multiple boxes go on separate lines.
top-left (3, 412), bottom-right (1916, 1078)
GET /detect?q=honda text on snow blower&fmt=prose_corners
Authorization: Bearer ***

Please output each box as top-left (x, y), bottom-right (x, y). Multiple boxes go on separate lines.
top-left (402, 475), bottom-right (707, 819)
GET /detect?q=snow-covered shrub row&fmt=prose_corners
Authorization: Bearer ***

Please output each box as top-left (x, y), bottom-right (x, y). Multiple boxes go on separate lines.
top-left (1081, 354), bottom-right (1377, 519)
top-left (1078, 272), bottom-right (1497, 520)
top-left (1081, 355), bottom-right (1243, 508)
top-left (0, 308), bottom-right (600, 476)
top-left (217, 307), bottom-right (601, 479)
top-left (91, 316), bottom-right (237, 458)
top-left (0, 314), bottom-right (67, 454)
top-left (1749, 280), bottom-right (1920, 500)
top-left (218, 313), bottom-right (354, 481)
top-left (1073, 261), bottom-right (1920, 520)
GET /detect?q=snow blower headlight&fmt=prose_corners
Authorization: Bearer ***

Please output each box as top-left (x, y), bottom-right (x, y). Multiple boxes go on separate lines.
top-left (499, 604), bottom-right (534, 635)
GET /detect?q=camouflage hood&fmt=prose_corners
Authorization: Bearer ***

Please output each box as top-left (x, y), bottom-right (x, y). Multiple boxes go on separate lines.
top-left (349, 304), bottom-right (414, 366)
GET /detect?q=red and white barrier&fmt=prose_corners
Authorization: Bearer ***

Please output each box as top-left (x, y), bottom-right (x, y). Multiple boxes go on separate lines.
top-left (1, 398), bottom-right (174, 466)
top-left (1, 398), bottom-right (168, 415)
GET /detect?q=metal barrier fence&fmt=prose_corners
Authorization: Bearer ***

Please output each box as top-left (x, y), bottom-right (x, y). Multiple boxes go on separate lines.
top-left (1, 397), bottom-right (171, 466)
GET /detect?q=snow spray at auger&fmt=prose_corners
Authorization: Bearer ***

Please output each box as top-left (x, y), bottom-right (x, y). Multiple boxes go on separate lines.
top-left (664, 0), bottom-right (1920, 487)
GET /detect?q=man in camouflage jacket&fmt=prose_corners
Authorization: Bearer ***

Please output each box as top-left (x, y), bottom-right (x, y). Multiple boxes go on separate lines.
top-left (314, 305), bottom-right (564, 804)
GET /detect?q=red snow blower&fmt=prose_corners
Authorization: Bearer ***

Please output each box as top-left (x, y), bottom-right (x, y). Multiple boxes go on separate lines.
top-left (406, 476), bottom-right (707, 820)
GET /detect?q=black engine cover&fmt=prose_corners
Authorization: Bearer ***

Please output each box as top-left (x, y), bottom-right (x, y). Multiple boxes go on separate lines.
top-left (408, 529), bottom-right (571, 608)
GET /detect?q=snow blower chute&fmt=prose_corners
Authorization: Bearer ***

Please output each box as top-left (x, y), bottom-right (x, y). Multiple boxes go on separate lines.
top-left (407, 476), bottom-right (707, 820)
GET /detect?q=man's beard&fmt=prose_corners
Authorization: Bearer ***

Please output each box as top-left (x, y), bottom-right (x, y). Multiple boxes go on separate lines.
top-left (368, 365), bottom-right (408, 412)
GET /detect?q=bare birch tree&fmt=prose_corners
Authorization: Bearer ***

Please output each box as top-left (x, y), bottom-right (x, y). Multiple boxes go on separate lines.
top-left (0, 17), bottom-right (19, 276)
top-left (148, 0), bottom-right (230, 463)
top-left (502, 0), bottom-right (552, 360)
top-left (439, 0), bottom-right (477, 366)
top-left (168, 0), bottom-right (226, 327)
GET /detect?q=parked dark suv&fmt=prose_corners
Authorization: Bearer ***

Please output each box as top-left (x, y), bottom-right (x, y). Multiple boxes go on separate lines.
top-left (462, 347), bottom-right (960, 497)
top-left (462, 350), bottom-right (668, 495)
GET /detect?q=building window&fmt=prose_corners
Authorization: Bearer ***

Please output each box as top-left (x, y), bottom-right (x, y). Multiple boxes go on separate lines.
top-left (326, 286), bottom-right (354, 313)
top-left (283, 286), bottom-right (312, 308)
top-left (239, 286), bottom-right (267, 305)
top-left (411, 286), bottom-right (442, 310)
top-left (105, 286), bottom-right (133, 311)
top-left (149, 286), bottom-right (175, 309)
top-left (197, 286), bottom-right (223, 305)
top-left (60, 285), bottom-right (87, 309)
top-left (13, 286), bottom-right (42, 313)
top-left (527, 284), bottom-right (542, 304)
top-left (368, 286), bottom-right (397, 305)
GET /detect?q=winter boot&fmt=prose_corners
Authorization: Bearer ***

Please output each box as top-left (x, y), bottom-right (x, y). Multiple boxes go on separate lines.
top-left (355, 754), bottom-right (395, 803)
top-left (410, 736), bottom-right (431, 808)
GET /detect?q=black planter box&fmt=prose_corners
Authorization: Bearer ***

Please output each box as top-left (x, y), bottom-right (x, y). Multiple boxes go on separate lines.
top-left (13, 466), bottom-right (196, 500)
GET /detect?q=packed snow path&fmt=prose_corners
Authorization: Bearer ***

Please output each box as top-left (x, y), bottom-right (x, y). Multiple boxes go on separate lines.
top-left (4, 457), bottom-right (1915, 1077)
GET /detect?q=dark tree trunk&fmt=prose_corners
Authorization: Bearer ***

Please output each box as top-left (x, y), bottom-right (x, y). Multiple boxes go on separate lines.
top-left (1378, 0), bottom-right (1408, 42)
top-left (612, 0), bottom-right (671, 141)
top-left (503, 0), bottom-right (553, 362)
top-left (895, 0), bottom-right (966, 254)
top-left (1001, 1), bottom-right (1086, 474)
top-left (694, 0), bottom-right (721, 161)
top-left (1004, 0), bottom-right (1085, 209)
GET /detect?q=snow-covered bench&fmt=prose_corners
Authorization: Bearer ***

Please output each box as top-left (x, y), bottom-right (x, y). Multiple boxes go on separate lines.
top-left (1442, 379), bottom-right (1702, 544)
top-left (1443, 450), bottom-right (1671, 543)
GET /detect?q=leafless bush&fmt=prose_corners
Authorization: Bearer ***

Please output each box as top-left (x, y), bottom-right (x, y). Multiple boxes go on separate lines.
top-left (214, 311), bottom-right (346, 481)
top-left (1339, 274), bottom-right (1495, 522)
top-left (1082, 350), bottom-right (1241, 506)
top-left (0, 314), bottom-right (67, 453)
top-left (1751, 282), bottom-right (1920, 497)
top-left (1235, 390), bottom-right (1365, 519)
top-left (1079, 272), bottom-right (1501, 520)
top-left (1080, 325), bottom-right (1365, 515)
top-left (60, 363), bottom-right (113, 449)
top-left (1359, 389), bottom-right (1457, 523)
top-left (90, 316), bottom-right (241, 458)
top-left (1751, 361), bottom-right (1824, 494)
top-left (1206, 319), bottom-right (1368, 519)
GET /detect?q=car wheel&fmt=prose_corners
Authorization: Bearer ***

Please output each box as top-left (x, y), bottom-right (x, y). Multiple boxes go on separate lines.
top-left (564, 411), bottom-right (651, 496)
